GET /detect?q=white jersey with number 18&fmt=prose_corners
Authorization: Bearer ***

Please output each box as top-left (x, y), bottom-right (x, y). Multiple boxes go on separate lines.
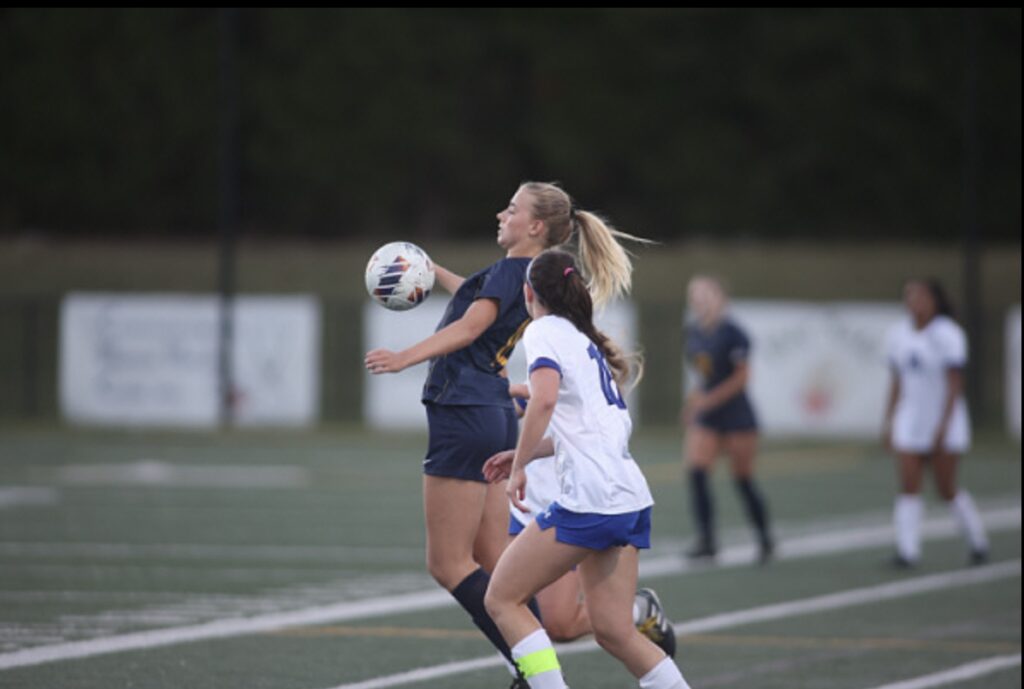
top-left (522, 315), bottom-right (654, 516)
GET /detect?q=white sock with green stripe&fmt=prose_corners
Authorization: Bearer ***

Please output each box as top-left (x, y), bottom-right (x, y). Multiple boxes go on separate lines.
top-left (639, 656), bottom-right (691, 689)
top-left (512, 628), bottom-right (566, 689)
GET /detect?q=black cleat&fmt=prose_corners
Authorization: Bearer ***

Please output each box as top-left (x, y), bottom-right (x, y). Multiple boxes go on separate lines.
top-left (891, 554), bottom-right (917, 570)
top-left (757, 537), bottom-right (775, 566)
top-left (685, 541), bottom-right (717, 560)
top-left (969, 548), bottom-right (989, 566)
top-left (634, 587), bottom-right (677, 658)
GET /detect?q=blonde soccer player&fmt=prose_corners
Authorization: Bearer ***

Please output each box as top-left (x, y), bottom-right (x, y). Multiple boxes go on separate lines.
top-left (366, 182), bottom-right (651, 689)
top-left (483, 249), bottom-right (691, 689)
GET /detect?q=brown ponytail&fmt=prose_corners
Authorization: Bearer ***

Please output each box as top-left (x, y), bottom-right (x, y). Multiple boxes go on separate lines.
top-left (528, 249), bottom-right (644, 391)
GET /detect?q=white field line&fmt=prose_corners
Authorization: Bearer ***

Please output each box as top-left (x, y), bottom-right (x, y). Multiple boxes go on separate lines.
top-left (55, 462), bottom-right (308, 488)
top-left (327, 560), bottom-right (1022, 689)
top-left (0, 488), bottom-right (59, 509)
top-left (862, 653), bottom-right (1021, 689)
top-left (0, 505), bottom-right (1018, 672)
top-left (0, 542), bottom-right (422, 564)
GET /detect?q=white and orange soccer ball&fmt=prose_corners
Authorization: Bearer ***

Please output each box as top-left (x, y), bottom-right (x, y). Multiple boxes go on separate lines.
top-left (364, 241), bottom-right (435, 311)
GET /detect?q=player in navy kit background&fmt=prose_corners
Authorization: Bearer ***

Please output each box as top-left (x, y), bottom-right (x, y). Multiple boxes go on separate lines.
top-left (365, 181), bottom-right (649, 688)
top-left (682, 275), bottom-right (774, 563)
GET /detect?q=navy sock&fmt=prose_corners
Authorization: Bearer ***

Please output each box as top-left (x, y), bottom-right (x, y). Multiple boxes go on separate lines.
top-left (689, 468), bottom-right (714, 546)
top-left (451, 568), bottom-right (512, 661)
top-left (735, 477), bottom-right (771, 545)
top-left (528, 596), bottom-right (543, 624)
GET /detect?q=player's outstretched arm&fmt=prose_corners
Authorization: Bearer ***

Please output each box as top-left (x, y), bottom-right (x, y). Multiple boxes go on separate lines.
top-left (365, 298), bottom-right (498, 374)
top-left (433, 264), bottom-right (465, 294)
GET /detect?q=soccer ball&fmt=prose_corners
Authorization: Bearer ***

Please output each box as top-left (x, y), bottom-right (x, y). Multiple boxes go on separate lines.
top-left (364, 241), bottom-right (435, 311)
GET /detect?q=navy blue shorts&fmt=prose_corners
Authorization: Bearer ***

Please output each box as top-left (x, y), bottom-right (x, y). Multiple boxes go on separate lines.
top-left (423, 403), bottom-right (518, 483)
top-left (697, 396), bottom-right (758, 434)
top-left (535, 502), bottom-right (652, 550)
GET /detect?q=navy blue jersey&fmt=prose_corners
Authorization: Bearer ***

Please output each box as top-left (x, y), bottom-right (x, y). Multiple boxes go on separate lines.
top-left (422, 257), bottom-right (531, 407)
top-left (685, 317), bottom-right (758, 431)
top-left (685, 318), bottom-right (751, 390)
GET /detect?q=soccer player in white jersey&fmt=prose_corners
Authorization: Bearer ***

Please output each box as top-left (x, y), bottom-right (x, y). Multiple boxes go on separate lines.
top-left (883, 278), bottom-right (990, 568)
top-left (483, 249), bottom-right (692, 689)
top-left (504, 388), bottom-right (676, 655)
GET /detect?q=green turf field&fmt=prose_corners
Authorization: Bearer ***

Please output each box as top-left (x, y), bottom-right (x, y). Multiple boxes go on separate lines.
top-left (0, 427), bottom-right (1019, 688)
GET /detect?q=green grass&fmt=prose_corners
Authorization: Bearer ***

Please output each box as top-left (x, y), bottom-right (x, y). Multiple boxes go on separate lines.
top-left (0, 426), bottom-right (1019, 688)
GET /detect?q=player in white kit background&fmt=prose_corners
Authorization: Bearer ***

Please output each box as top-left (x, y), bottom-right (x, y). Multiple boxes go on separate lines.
top-left (483, 249), bottom-right (692, 689)
top-left (883, 278), bottom-right (989, 568)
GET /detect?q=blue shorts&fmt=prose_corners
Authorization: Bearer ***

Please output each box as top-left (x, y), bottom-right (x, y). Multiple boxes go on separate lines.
top-left (697, 396), bottom-right (758, 434)
top-left (535, 502), bottom-right (652, 550)
top-left (423, 403), bottom-right (518, 483)
top-left (509, 513), bottom-right (526, 536)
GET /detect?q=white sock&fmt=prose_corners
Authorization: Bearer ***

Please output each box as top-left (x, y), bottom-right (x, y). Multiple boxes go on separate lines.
top-left (639, 657), bottom-right (691, 689)
top-left (894, 494), bottom-right (923, 561)
top-left (512, 628), bottom-right (566, 689)
top-left (951, 490), bottom-right (989, 552)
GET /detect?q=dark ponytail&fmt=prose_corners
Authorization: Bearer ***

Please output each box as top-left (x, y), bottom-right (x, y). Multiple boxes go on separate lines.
top-left (925, 278), bottom-right (955, 319)
top-left (906, 277), bottom-right (956, 320)
top-left (527, 249), bottom-right (642, 390)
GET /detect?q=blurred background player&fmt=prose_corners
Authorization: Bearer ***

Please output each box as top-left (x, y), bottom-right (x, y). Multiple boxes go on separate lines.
top-left (882, 278), bottom-right (990, 568)
top-left (682, 275), bottom-right (774, 563)
top-left (484, 249), bottom-right (691, 689)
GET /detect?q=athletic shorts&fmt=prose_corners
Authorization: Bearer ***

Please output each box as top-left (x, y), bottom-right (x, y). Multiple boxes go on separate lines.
top-left (423, 402), bottom-right (518, 483)
top-left (696, 396), bottom-right (758, 434)
top-left (535, 502), bottom-right (652, 550)
top-left (508, 513), bottom-right (527, 536)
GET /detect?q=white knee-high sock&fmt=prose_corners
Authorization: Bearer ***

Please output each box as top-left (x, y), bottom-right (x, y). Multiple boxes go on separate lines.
top-left (639, 657), bottom-right (691, 689)
top-left (951, 490), bottom-right (989, 552)
top-left (894, 494), bottom-right (923, 561)
top-left (512, 628), bottom-right (566, 689)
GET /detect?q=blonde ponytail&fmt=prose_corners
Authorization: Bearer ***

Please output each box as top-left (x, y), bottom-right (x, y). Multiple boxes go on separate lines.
top-left (574, 210), bottom-right (652, 308)
top-left (518, 181), bottom-right (653, 307)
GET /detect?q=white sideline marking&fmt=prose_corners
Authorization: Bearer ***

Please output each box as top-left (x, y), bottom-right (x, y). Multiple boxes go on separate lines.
top-left (862, 653), bottom-right (1021, 689)
top-left (0, 541), bottom-right (421, 564)
top-left (56, 461), bottom-right (308, 488)
top-left (327, 561), bottom-right (1022, 689)
top-left (641, 506), bottom-right (1020, 577)
top-left (0, 506), bottom-right (1018, 672)
top-left (0, 488), bottom-right (59, 509)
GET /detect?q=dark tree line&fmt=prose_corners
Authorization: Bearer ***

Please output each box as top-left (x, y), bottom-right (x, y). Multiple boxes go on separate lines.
top-left (1, 8), bottom-right (1019, 242)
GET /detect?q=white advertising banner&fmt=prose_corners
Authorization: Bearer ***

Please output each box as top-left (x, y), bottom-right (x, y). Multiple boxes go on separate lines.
top-left (60, 294), bottom-right (320, 427)
top-left (718, 301), bottom-right (904, 438)
top-left (364, 298), bottom-right (638, 431)
top-left (1007, 306), bottom-right (1021, 440)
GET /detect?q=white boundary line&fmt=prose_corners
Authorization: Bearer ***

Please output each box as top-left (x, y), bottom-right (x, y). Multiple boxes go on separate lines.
top-left (863, 653), bottom-right (1021, 689)
top-left (328, 561), bottom-right (1022, 689)
top-left (0, 506), bottom-right (1018, 673)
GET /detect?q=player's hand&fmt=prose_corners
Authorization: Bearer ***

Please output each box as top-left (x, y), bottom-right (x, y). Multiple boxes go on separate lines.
top-left (930, 428), bottom-right (946, 456)
top-left (508, 383), bottom-right (530, 400)
top-left (483, 450), bottom-right (514, 483)
top-left (365, 349), bottom-right (406, 374)
top-left (507, 465), bottom-right (529, 513)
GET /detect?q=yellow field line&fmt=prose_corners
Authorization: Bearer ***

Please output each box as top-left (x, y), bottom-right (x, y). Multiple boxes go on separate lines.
top-left (272, 626), bottom-right (1020, 656)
